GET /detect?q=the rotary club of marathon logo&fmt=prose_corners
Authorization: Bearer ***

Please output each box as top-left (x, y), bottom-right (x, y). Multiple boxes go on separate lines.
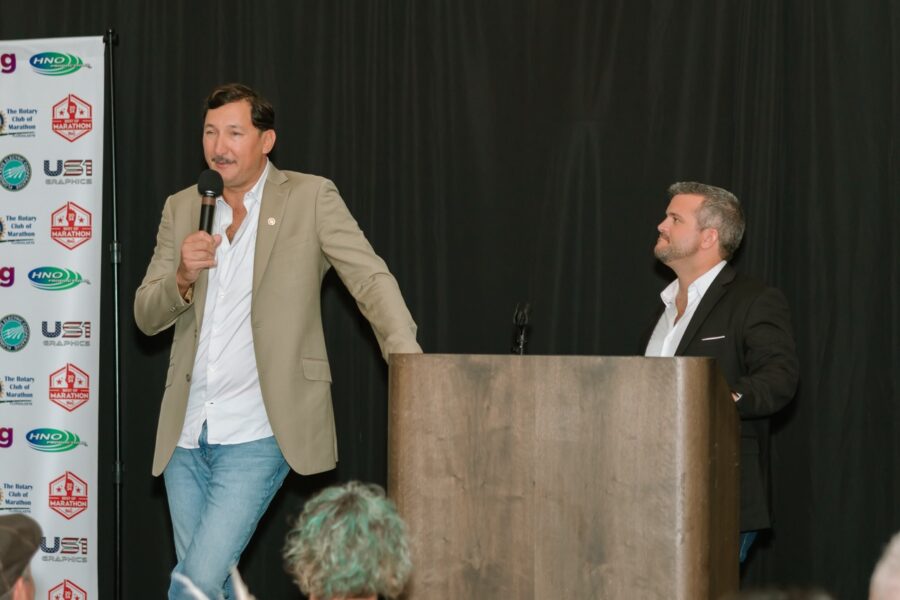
top-left (48, 471), bottom-right (88, 520)
top-left (49, 363), bottom-right (89, 411)
top-left (50, 202), bottom-right (92, 250)
top-left (49, 579), bottom-right (87, 600)
top-left (51, 94), bottom-right (92, 142)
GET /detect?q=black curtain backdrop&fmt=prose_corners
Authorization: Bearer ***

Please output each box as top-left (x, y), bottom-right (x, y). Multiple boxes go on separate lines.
top-left (2, 1), bottom-right (898, 598)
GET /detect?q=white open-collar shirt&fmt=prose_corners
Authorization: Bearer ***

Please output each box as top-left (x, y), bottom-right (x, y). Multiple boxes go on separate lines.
top-left (644, 260), bottom-right (727, 358)
top-left (178, 161), bottom-right (274, 448)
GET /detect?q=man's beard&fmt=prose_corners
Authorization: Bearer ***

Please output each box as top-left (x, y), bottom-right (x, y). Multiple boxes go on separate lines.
top-left (654, 237), bottom-right (698, 264)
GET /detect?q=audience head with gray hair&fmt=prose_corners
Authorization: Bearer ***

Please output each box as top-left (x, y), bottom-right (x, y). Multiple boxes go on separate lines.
top-left (871, 531), bottom-right (900, 600)
top-left (284, 481), bottom-right (411, 600)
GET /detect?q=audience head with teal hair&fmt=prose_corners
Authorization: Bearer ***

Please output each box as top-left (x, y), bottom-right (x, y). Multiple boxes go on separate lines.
top-left (283, 481), bottom-right (412, 600)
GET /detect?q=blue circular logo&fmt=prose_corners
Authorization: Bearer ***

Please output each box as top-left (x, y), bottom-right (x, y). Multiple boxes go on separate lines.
top-left (0, 154), bottom-right (31, 191)
top-left (0, 314), bottom-right (30, 352)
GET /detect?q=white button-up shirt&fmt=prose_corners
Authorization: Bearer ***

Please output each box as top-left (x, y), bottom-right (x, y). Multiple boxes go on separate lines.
top-left (644, 260), bottom-right (727, 357)
top-left (178, 161), bottom-right (273, 448)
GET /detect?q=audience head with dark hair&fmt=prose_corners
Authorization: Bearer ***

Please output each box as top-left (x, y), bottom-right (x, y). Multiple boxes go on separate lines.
top-left (284, 481), bottom-right (412, 600)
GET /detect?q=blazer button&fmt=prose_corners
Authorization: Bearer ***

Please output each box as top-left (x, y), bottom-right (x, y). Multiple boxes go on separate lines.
top-left (169, 306), bottom-right (177, 312)
top-left (185, 373), bottom-right (191, 382)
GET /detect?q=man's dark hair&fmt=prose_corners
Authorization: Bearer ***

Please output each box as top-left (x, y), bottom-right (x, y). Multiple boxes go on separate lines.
top-left (204, 83), bottom-right (275, 131)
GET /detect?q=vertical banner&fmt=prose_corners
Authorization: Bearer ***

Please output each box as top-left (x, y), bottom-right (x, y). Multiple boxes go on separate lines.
top-left (0, 36), bottom-right (103, 598)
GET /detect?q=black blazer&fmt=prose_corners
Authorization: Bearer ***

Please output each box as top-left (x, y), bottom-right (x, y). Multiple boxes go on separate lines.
top-left (644, 264), bottom-right (799, 531)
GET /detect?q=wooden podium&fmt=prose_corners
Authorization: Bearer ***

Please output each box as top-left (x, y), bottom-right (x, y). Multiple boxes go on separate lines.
top-left (387, 355), bottom-right (739, 599)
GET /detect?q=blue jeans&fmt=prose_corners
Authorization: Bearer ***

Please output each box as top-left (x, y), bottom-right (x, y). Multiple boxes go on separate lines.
top-left (163, 422), bottom-right (290, 600)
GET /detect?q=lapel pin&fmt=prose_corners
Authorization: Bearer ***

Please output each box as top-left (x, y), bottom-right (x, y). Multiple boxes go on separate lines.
top-left (267, 217), bottom-right (276, 226)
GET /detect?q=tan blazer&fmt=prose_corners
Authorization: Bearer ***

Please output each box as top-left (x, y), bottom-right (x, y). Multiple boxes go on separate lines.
top-left (134, 165), bottom-right (421, 476)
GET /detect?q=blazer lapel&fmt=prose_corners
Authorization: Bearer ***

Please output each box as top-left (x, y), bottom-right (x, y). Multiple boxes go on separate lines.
top-left (675, 264), bottom-right (735, 355)
top-left (253, 165), bottom-right (290, 293)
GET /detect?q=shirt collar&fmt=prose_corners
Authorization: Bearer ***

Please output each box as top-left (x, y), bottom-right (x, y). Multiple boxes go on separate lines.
top-left (244, 159), bottom-right (270, 209)
top-left (217, 159), bottom-right (270, 211)
top-left (660, 260), bottom-right (728, 307)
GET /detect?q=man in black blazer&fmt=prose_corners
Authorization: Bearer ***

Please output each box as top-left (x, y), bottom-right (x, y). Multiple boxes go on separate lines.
top-left (644, 181), bottom-right (799, 563)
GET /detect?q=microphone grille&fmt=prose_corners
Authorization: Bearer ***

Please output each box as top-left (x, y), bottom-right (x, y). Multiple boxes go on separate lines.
top-left (197, 169), bottom-right (224, 197)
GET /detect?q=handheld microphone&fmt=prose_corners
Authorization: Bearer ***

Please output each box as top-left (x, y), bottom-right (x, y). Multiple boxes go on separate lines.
top-left (197, 169), bottom-right (224, 234)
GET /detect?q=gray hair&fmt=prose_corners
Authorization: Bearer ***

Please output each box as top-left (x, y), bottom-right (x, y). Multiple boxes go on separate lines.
top-left (284, 481), bottom-right (412, 600)
top-left (668, 181), bottom-right (745, 260)
top-left (871, 532), bottom-right (900, 600)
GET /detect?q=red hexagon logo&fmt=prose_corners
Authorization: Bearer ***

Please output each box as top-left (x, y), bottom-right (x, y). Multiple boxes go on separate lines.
top-left (50, 202), bottom-right (92, 250)
top-left (48, 578), bottom-right (87, 600)
top-left (48, 472), bottom-right (88, 520)
top-left (49, 363), bottom-right (89, 412)
top-left (51, 94), bottom-right (92, 142)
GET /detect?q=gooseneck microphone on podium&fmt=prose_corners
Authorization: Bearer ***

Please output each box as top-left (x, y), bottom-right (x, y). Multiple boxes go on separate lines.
top-left (197, 169), bottom-right (224, 234)
top-left (511, 302), bottom-right (530, 355)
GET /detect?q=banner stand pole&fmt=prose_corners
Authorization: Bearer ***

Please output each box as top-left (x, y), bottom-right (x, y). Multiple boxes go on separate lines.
top-left (103, 27), bottom-right (123, 600)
